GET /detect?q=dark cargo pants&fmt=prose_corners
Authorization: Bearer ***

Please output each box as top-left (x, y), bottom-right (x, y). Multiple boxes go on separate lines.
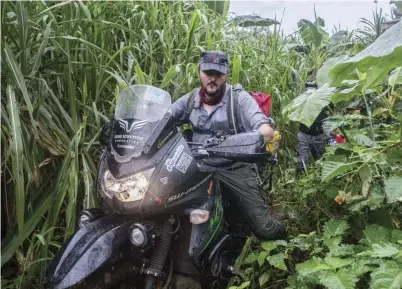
top-left (296, 131), bottom-right (326, 173)
top-left (216, 162), bottom-right (285, 240)
top-left (170, 163), bottom-right (285, 289)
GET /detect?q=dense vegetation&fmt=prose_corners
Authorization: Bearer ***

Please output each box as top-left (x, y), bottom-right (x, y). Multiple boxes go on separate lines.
top-left (1, 1), bottom-right (401, 288)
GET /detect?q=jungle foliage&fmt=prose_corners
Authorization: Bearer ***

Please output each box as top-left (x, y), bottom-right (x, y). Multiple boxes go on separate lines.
top-left (1, 1), bottom-right (401, 288)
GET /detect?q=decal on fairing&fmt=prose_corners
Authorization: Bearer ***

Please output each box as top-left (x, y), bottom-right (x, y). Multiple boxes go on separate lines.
top-left (165, 145), bottom-right (184, 172)
top-left (175, 152), bottom-right (193, 174)
top-left (166, 175), bottom-right (210, 203)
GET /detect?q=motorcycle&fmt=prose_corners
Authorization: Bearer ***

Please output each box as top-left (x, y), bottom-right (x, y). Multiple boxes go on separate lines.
top-left (46, 85), bottom-right (272, 289)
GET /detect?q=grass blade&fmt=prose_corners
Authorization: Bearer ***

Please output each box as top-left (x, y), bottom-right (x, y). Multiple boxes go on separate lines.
top-left (6, 85), bottom-right (25, 235)
top-left (3, 43), bottom-right (38, 139)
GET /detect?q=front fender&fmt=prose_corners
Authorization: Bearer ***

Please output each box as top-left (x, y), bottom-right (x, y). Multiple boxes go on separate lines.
top-left (47, 215), bottom-right (131, 289)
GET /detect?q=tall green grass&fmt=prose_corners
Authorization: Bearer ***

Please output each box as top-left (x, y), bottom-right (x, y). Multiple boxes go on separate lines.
top-left (1, 1), bottom-right (311, 287)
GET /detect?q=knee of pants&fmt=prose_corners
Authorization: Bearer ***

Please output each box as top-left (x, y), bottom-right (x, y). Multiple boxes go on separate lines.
top-left (251, 218), bottom-right (286, 240)
top-left (243, 205), bottom-right (286, 240)
top-left (297, 157), bottom-right (309, 169)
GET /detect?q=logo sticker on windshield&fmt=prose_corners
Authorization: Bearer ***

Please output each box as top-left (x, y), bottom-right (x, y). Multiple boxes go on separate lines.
top-left (175, 152), bottom-right (192, 174)
top-left (144, 87), bottom-right (166, 104)
top-left (165, 145), bottom-right (184, 172)
top-left (118, 119), bottom-right (148, 132)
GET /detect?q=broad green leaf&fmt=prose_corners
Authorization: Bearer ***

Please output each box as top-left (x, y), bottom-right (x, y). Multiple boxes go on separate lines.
top-left (349, 259), bottom-right (376, 277)
top-left (243, 252), bottom-right (257, 265)
top-left (363, 225), bottom-right (390, 245)
top-left (261, 241), bottom-right (277, 253)
top-left (328, 20), bottom-right (402, 87)
top-left (331, 86), bottom-right (361, 104)
top-left (238, 281), bottom-right (251, 289)
top-left (391, 230), bottom-right (402, 243)
top-left (324, 236), bottom-right (342, 250)
top-left (369, 242), bottom-right (401, 258)
top-left (319, 268), bottom-right (359, 289)
top-left (352, 134), bottom-right (376, 147)
top-left (324, 256), bottom-right (353, 269)
top-left (370, 262), bottom-right (402, 289)
top-left (296, 257), bottom-right (333, 277)
top-left (329, 244), bottom-right (356, 257)
top-left (282, 84), bottom-right (334, 127)
top-left (267, 253), bottom-right (287, 271)
top-left (361, 66), bottom-right (389, 92)
top-left (388, 67), bottom-right (402, 88)
top-left (298, 19), bottom-right (329, 47)
top-left (384, 177), bottom-right (402, 203)
top-left (347, 192), bottom-right (384, 212)
top-left (359, 164), bottom-right (373, 197)
top-left (321, 161), bottom-right (361, 182)
top-left (316, 55), bottom-right (349, 88)
top-left (324, 219), bottom-right (349, 239)
top-left (327, 30), bottom-right (348, 48)
top-left (259, 272), bottom-right (270, 287)
top-left (258, 251), bottom-right (268, 267)
top-left (274, 240), bottom-right (288, 247)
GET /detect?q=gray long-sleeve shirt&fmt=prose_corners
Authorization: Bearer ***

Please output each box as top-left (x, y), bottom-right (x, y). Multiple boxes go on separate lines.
top-left (170, 84), bottom-right (274, 143)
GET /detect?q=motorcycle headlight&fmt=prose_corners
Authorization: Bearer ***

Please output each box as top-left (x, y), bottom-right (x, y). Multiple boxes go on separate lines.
top-left (102, 169), bottom-right (154, 202)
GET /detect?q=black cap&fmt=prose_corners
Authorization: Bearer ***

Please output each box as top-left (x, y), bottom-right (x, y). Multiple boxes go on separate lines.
top-left (199, 51), bottom-right (228, 74)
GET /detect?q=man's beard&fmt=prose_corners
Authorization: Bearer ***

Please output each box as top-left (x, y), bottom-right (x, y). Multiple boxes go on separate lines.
top-left (202, 82), bottom-right (226, 98)
top-left (200, 83), bottom-right (226, 106)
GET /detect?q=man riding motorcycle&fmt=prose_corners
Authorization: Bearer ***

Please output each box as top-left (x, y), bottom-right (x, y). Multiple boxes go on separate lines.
top-left (169, 50), bottom-right (286, 288)
top-left (172, 50), bottom-right (285, 240)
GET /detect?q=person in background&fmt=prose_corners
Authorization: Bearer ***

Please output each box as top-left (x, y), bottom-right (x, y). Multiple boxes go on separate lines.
top-left (296, 80), bottom-right (334, 175)
top-left (327, 128), bottom-right (345, 145)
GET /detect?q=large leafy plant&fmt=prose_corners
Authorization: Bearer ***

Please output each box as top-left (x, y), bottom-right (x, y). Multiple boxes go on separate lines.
top-left (230, 220), bottom-right (402, 289)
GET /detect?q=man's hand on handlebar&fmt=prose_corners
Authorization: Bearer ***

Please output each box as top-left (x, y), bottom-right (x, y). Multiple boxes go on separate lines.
top-left (258, 123), bottom-right (275, 144)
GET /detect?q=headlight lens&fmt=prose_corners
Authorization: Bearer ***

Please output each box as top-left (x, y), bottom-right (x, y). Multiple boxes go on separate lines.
top-left (102, 169), bottom-right (154, 202)
top-left (130, 228), bottom-right (146, 246)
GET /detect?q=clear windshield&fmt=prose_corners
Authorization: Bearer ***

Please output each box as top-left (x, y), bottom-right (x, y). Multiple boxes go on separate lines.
top-left (112, 85), bottom-right (172, 161)
top-left (115, 85), bottom-right (171, 121)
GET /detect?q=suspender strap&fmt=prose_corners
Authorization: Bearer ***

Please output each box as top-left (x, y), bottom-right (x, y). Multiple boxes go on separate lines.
top-left (185, 88), bottom-right (199, 115)
top-left (227, 84), bottom-right (243, 134)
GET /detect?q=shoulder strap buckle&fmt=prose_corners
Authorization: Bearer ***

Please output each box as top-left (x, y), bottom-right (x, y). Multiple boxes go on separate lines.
top-left (232, 83), bottom-right (243, 91)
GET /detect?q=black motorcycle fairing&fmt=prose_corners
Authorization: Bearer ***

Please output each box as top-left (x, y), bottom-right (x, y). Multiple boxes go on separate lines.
top-left (106, 130), bottom-right (180, 180)
top-left (46, 215), bottom-right (131, 289)
top-left (188, 181), bottom-right (224, 263)
top-left (101, 133), bottom-right (213, 217)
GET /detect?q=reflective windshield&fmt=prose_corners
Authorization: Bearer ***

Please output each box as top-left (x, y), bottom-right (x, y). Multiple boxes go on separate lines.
top-left (112, 85), bottom-right (172, 161)
top-left (115, 85), bottom-right (171, 121)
